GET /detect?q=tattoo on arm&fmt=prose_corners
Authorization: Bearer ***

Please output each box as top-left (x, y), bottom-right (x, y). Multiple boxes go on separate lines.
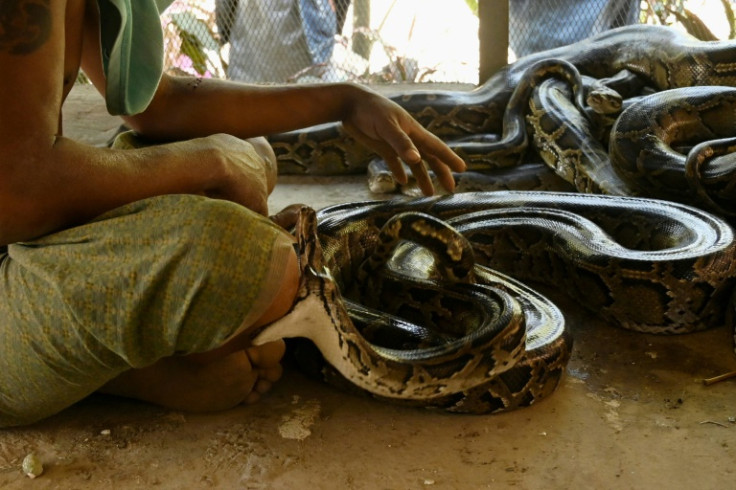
top-left (0, 0), bottom-right (52, 55)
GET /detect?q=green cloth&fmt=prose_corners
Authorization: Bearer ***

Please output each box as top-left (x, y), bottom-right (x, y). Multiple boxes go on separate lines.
top-left (97, 0), bottom-right (173, 115)
top-left (0, 195), bottom-right (294, 427)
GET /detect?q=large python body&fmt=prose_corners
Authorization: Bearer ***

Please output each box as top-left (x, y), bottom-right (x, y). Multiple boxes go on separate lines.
top-left (269, 24), bottom-right (736, 176)
top-left (518, 76), bottom-right (736, 216)
top-left (610, 86), bottom-right (736, 214)
top-left (255, 192), bottom-right (736, 413)
top-left (258, 25), bottom-right (736, 412)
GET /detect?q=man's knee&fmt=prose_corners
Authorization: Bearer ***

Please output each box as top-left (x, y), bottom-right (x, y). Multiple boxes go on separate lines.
top-left (166, 196), bottom-right (296, 349)
top-left (177, 196), bottom-right (272, 250)
top-left (252, 243), bottom-right (299, 328)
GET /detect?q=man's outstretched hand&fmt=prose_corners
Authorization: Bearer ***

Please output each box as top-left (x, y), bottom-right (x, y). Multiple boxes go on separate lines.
top-left (341, 88), bottom-right (466, 196)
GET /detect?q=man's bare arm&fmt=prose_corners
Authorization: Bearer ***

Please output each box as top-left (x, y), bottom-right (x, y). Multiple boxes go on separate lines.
top-left (121, 75), bottom-right (466, 196)
top-left (0, 0), bottom-right (273, 245)
top-left (76, 0), bottom-right (464, 195)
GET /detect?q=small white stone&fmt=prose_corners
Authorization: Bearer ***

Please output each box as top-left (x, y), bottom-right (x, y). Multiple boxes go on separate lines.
top-left (22, 453), bottom-right (43, 479)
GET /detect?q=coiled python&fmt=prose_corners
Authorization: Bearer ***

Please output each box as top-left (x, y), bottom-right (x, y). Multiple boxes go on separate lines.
top-left (366, 58), bottom-right (631, 196)
top-left (610, 86), bottom-right (736, 215)
top-left (109, 24), bottom-right (736, 412)
top-left (268, 24), bottom-right (736, 177)
top-left (374, 44), bottom-right (736, 217)
top-left (254, 191), bottom-right (736, 413)
top-left (522, 76), bottom-right (736, 216)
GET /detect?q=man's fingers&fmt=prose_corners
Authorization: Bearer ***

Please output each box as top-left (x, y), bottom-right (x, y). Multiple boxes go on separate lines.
top-left (270, 203), bottom-right (304, 229)
top-left (376, 120), bottom-right (423, 166)
top-left (345, 123), bottom-right (411, 187)
top-left (345, 116), bottom-right (468, 196)
top-left (425, 153), bottom-right (457, 194)
top-left (407, 161), bottom-right (435, 196)
top-left (382, 121), bottom-right (465, 195)
top-left (249, 198), bottom-right (269, 217)
top-left (384, 154), bottom-right (408, 185)
top-left (415, 132), bottom-right (466, 173)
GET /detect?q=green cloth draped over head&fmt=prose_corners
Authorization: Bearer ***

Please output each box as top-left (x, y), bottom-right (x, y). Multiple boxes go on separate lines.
top-left (96, 0), bottom-right (174, 115)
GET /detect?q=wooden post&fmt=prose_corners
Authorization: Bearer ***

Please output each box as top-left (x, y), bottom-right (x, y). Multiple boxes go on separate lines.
top-left (478, 0), bottom-right (509, 84)
top-left (352, 0), bottom-right (371, 59)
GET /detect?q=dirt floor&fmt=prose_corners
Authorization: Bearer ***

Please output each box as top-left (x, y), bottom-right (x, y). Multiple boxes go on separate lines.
top-left (1, 84), bottom-right (735, 489)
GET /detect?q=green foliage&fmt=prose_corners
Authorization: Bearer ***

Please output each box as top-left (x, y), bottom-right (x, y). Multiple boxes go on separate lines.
top-left (643, 0), bottom-right (735, 40)
top-left (673, 8), bottom-right (719, 40)
top-left (169, 11), bottom-right (224, 76)
top-left (464, 0), bottom-right (478, 16)
top-left (177, 30), bottom-right (208, 74)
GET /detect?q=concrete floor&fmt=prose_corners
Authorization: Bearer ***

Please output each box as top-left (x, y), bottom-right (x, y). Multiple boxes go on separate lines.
top-left (1, 84), bottom-right (735, 489)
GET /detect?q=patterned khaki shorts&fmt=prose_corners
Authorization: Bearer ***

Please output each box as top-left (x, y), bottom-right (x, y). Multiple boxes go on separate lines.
top-left (0, 194), bottom-right (294, 427)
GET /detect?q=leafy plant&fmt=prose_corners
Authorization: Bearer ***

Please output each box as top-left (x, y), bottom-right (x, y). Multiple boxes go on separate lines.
top-left (642, 0), bottom-right (735, 40)
top-left (464, 0), bottom-right (478, 16)
top-left (169, 11), bottom-right (226, 76)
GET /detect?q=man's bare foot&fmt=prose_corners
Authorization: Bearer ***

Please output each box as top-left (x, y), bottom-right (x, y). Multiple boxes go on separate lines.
top-left (243, 340), bottom-right (286, 404)
top-left (100, 339), bottom-right (286, 412)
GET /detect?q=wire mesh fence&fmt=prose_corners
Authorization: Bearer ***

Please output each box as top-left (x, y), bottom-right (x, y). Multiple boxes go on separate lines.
top-left (508, 0), bottom-right (639, 59)
top-left (159, 0), bottom-right (735, 86)
top-left (161, 0), bottom-right (480, 83)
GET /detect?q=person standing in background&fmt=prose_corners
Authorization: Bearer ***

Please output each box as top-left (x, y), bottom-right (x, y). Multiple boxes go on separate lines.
top-left (218, 0), bottom-right (350, 83)
top-left (509, 0), bottom-right (640, 58)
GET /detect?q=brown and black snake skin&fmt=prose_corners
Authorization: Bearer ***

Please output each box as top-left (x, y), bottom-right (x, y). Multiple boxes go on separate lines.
top-left (253, 192), bottom-right (736, 413)
top-left (254, 24), bottom-right (736, 412)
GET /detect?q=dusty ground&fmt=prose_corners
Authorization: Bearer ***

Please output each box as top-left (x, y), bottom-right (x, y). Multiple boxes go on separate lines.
top-left (1, 84), bottom-right (735, 489)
